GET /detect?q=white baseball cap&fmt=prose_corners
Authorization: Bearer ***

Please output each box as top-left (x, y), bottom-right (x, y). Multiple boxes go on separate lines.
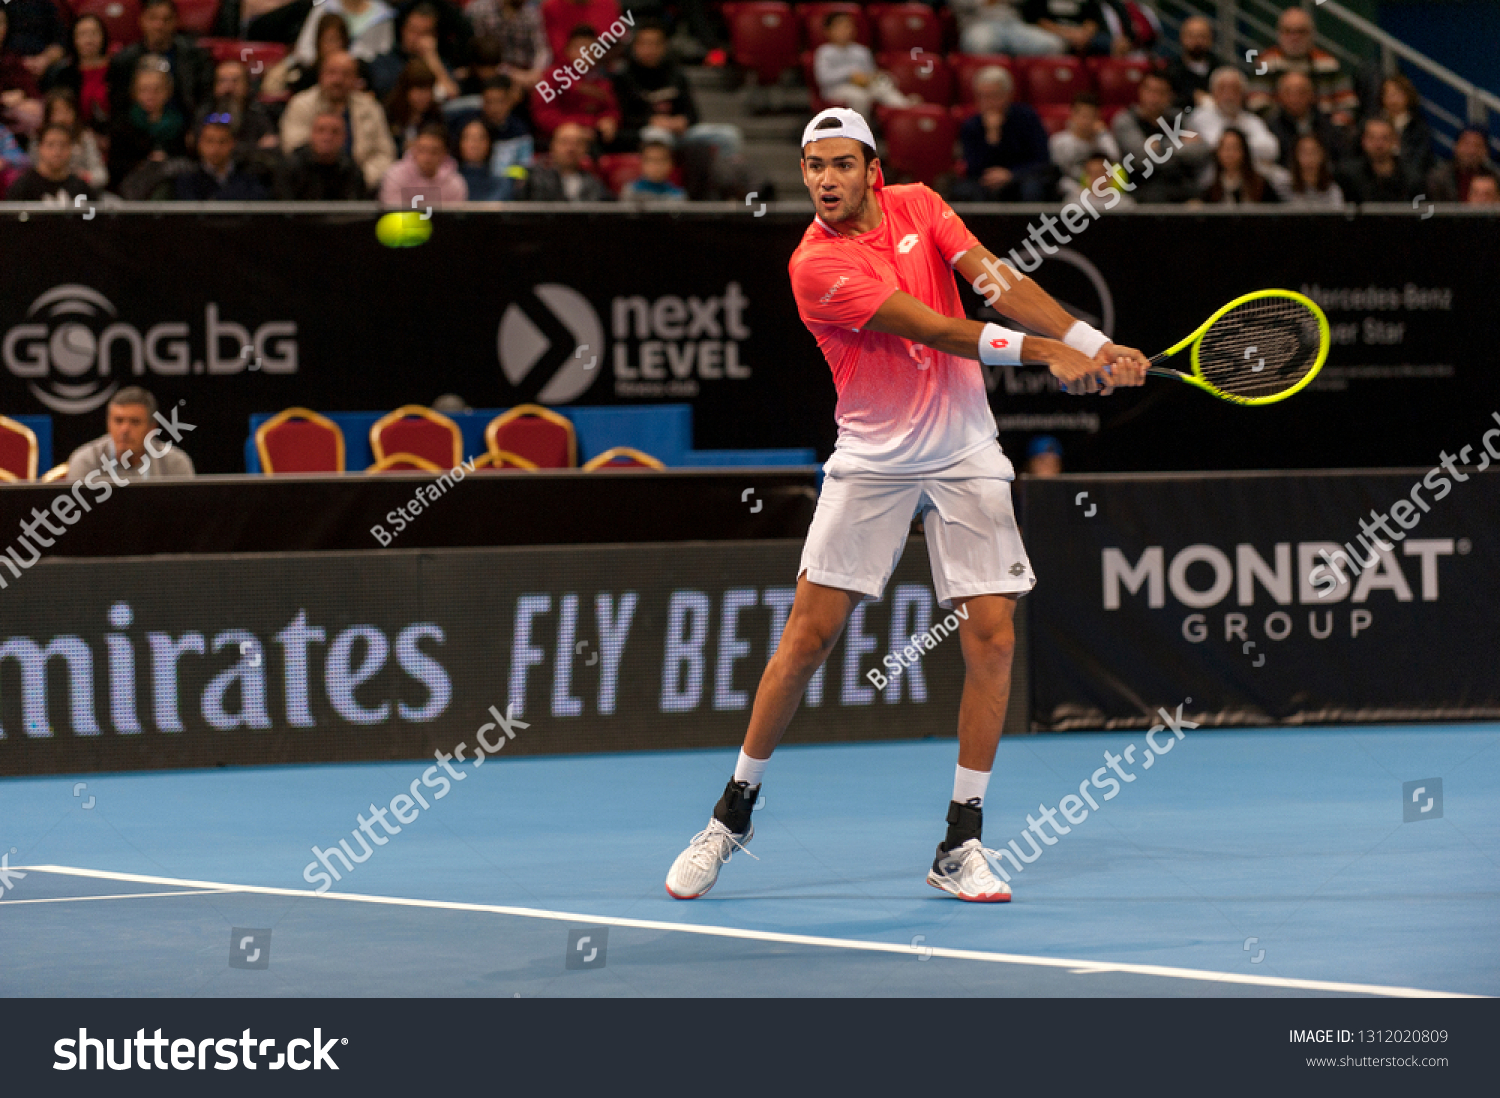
top-left (801, 108), bottom-right (885, 187)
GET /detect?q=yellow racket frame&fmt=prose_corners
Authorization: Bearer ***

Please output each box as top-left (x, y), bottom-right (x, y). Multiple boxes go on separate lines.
top-left (1148, 289), bottom-right (1331, 406)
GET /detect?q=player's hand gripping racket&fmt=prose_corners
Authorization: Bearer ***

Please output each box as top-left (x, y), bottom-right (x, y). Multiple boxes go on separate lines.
top-left (1140, 289), bottom-right (1329, 404)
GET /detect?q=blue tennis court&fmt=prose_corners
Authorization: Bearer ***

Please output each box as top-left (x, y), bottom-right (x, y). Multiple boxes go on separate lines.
top-left (2, 723), bottom-right (1495, 998)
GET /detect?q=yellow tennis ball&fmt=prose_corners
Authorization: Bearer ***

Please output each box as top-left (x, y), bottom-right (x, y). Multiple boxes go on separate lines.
top-left (376, 211), bottom-right (433, 248)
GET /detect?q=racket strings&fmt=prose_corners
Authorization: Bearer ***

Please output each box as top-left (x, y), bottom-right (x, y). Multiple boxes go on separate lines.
top-left (1195, 297), bottom-right (1322, 399)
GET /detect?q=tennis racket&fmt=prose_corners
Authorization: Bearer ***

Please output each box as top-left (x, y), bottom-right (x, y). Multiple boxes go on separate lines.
top-left (1069, 289), bottom-right (1330, 405)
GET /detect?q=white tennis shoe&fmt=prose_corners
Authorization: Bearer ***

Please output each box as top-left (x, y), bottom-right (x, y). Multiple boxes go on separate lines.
top-left (927, 839), bottom-right (1012, 902)
top-left (664, 818), bottom-right (755, 899)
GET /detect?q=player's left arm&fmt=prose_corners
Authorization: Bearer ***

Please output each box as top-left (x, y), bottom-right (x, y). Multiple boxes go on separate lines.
top-left (953, 245), bottom-right (1148, 390)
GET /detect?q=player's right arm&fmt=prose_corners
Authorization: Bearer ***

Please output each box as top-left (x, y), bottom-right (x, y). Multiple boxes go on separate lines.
top-left (862, 289), bottom-right (1116, 392)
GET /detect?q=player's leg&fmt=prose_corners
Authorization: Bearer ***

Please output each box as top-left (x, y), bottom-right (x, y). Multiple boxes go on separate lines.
top-left (953, 593), bottom-right (1017, 773)
top-left (665, 463), bottom-right (921, 899)
top-left (741, 574), bottom-right (862, 760)
top-left (918, 448), bottom-right (1033, 901)
top-left (675, 578), bottom-right (860, 893)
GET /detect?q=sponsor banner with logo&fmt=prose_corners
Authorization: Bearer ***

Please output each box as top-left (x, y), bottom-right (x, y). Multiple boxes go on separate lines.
top-left (0, 541), bottom-right (983, 776)
top-left (1023, 470), bottom-right (1500, 729)
top-left (0, 212), bottom-right (1493, 473)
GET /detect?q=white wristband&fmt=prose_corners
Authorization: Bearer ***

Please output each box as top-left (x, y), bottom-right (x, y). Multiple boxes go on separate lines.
top-left (979, 323), bottom-right (1024, 366)
top-left (1062, 320), bottom-right (1110, 358)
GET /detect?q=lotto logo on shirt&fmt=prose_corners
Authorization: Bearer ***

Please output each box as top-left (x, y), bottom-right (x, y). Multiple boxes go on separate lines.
top-left (897, 233), bottom-right (920, 254)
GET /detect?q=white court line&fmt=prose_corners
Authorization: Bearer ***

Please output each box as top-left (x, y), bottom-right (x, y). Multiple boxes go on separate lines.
top-left (18, 865), bottom-right (1479, 999)
top-left (0, 888), bottom-right (233, 906)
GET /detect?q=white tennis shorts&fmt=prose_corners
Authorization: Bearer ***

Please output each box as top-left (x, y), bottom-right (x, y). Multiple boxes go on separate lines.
top-left (798, 442), bottom-right (1035, 609)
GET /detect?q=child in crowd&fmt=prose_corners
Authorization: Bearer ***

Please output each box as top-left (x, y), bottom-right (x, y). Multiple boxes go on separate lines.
top-left (622, 137), bottom-right (686, 202)
top-left (814, 12), bottom-right (917, 117)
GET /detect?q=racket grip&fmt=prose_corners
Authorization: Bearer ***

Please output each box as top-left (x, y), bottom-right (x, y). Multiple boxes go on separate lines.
top-left (1060, 361), bottom-right (1113, 395)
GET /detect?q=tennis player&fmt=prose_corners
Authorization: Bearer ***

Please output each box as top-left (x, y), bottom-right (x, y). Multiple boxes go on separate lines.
top-left (665, 108), bottom-right (1148, 902)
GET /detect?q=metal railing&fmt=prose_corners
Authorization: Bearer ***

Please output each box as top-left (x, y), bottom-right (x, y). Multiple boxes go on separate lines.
top-left (1153, 0), bottom-right (1498, 155)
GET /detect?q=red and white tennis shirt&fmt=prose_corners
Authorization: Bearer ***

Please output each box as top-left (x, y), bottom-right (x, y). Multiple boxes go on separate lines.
top-left (789, 183), bottom-right (1000, 474)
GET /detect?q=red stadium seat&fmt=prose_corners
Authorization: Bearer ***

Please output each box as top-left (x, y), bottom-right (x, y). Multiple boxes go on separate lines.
top-left (0, 415), bottom-right (39, 482)
top-left (938, 5), bottom-right (958, 52)
top-left (485, 404), bottom-right (577, 468)
top-left (949, 53), bottom-right (1016, 106)
top-left (582, 447), bottom-right (666, 470)
top-left (1035, 102), bottom-right (1072, 134)
top-left (727, 2), bottom-right (801, 87)
top-left (596, 152), bottom-right (642, 195)
top-left (174, 0), bottom-right (219, 35)
top-left (879, 51), bottom-right (953, 107)
top-left (255, 407), bottom-right (345, 475)
top-left (1021, 55), bottom-right (1089, 105)
top-left (72, 0), bottom-right (143, 49)
top-left (370, 405), bottom-right (463, 470)
top-left (801, 51), bottom-right (831, 112)
top-left (1088, 57), bottom-right (1153, 107)
top-left (868, 3), bottom-right (941, 55)
top-left (198, 38), bottom-right (288, 70)
top-left (798, 3), bottom-right (870, 50)
top-left (881, 104), bottom-right (959, 185)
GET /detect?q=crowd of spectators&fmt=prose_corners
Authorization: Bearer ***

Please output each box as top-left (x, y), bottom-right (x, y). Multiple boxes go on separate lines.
top-left (0, 0), bottom-right (753, 203)
top-left (0, 0), bottom-right (1493, 207)
top-left (948, 5), bottom-right (1499, 207)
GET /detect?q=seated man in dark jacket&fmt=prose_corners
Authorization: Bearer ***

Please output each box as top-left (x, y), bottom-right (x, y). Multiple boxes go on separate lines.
top-left (106, 0), bottom-right (214, 121)
top-left (278, 110), bottom-right (369, 199)
top-left (4, 122), bottom-right (94, 201)
top-left (174, 114), bottom-right (270, 199)
top-left (1336, 116), bottom-right (1419, 203)
top-left (611, 19), bottom-right (699, 152)
top-left (521, 121), bottom-right (610, 200)
top-left (951, 64), bottom-right (1053, 202)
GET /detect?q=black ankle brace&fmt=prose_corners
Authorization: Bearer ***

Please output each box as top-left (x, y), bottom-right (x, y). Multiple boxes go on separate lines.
top-left (713, 778), bottom-right (759, 834)
top-left (943, 799), bottom-right (983, 850)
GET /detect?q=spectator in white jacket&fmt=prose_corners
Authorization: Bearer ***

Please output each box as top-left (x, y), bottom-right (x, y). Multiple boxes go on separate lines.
top-left (813, 12), bottom-right (915, 117)
top-left (291, 0), bottom-right (396, 65)
top-left (1191, 66), bottom-right (1280, 171)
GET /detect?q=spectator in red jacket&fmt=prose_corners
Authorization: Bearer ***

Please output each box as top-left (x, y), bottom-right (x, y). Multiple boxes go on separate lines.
top-left (541, 0), bottom-right (621, 70)
top-left (530, 25), bottom-right (619, 145)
